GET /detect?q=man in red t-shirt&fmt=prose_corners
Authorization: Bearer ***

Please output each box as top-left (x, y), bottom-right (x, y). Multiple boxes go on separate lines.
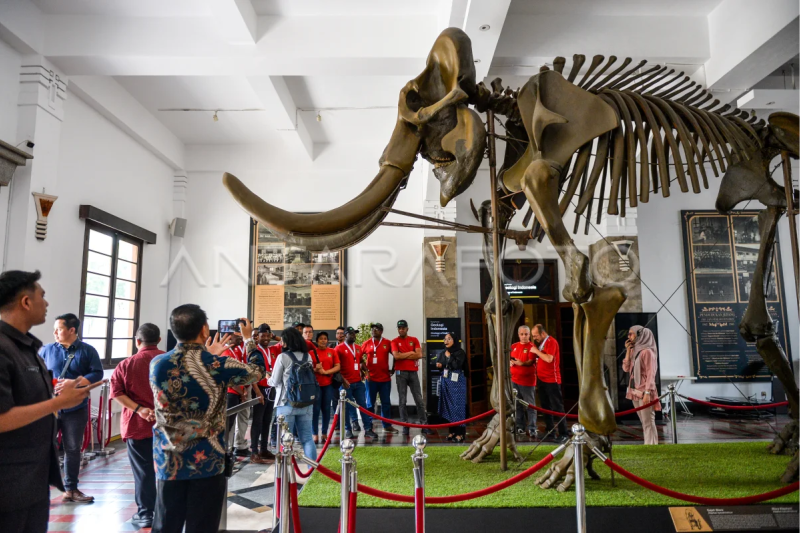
top-left (110, 324), bottom-right (165, 529)
top-left (312, 331), bottom-right (341, 442)
top-left (510, 325), bottom-right (538, 438)
top-left (250, 324), bottom-right (280, 464)
top-left (531, 324), bottom-right (568, 442)
top-left (334, 327), bottom-right (371, 439)
top-left (361, 323), bottom-right (398, 437)
top-left (223, 333), bottom-right (251, 455)
top-left (391, 320), bottom-right (431, 436)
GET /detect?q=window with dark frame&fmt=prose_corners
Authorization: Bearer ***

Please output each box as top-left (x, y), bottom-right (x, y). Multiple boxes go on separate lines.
top-left (79, 222), bottom-right (143, 368)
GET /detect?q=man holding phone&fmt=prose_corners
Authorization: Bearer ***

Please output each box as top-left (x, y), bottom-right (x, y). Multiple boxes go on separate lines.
top-left (0, 270), bottom-right (101, 533)
top-left (40, 312), bottom-right (104, 503)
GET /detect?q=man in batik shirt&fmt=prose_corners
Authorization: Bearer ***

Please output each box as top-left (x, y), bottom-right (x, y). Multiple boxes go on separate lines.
top-left (150, 306), bottom-right (264, 533)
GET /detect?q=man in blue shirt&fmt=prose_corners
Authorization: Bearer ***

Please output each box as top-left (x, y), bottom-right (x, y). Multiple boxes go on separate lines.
top-left (40, 312), bottom-right (103, 503)
top-left (150, 306), bottom-right (265, 533)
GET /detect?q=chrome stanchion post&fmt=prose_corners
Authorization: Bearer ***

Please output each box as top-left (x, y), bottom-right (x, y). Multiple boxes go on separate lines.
top-left (339, 439), bottom-right (355, 533)
top-left (271, 415), bottom-right (286, 532)
top-left (96, 382), bottom-right (115, 456)
top-left (572, 424), bottom-right (587, 533)
top-left (279, 432), bottom-right (293, 533)
top-left (339, 389), bottom-right (347, 438)
top-left (412, 435), bottom-right (427, 533)
top-left (669, 384), bottom-right (678, 444)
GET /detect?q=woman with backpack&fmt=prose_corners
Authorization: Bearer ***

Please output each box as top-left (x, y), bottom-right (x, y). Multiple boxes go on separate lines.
top-left (267, 327), bottom-right (319, 460)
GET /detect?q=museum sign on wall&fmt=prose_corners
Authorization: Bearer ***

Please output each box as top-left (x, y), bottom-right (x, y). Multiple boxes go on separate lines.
top-left (681, 210), bottom-right (791, 382)
top-left (249, 221), bottom-right (346, 333)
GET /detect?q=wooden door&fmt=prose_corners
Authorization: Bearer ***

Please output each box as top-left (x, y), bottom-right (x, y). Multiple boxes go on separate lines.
top-left (464, 302), bottom-right (489, 416)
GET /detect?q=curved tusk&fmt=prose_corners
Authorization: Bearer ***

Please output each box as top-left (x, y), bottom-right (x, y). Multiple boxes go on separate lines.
top-left (263, 193), bottom-right (399, 252)
top-left (223, 119), bottom-right (421, 239)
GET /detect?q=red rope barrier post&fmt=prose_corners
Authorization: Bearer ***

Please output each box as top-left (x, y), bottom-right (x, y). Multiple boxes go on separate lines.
top-left (279, 431), bottom-right (293, 533)
top-left (286, 448), bottom-right (303, 533)
top-left (339, 439), bottom-right (355, 533)
top-left (411, 435), bottom-right (428, 533)
top-left (348, 453), bottom-right (358, 533)
top-left (272, 414), bottom-right (286, 531)
top-left (572, 424), bottom-right (587, 533)
top-left (669, 384), bottom-right (678, 444)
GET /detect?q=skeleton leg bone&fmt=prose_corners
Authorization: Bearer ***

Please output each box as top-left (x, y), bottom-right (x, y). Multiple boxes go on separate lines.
top-left (737, 206), bottom-right (799, 482)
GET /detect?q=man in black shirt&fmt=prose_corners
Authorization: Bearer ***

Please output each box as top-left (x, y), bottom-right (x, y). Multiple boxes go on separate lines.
top-left (0, 270), bottom-right (99, 533)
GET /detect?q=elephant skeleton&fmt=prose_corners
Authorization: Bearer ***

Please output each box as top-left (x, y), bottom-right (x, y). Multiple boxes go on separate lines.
top-left (224, 29), bottom-right (799, 485)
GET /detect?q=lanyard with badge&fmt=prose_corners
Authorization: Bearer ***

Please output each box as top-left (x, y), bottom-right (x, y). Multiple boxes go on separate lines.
top-left (346, 343), bottom-right (358, 371)
top-left (371, 338), bottom-right (381, 365)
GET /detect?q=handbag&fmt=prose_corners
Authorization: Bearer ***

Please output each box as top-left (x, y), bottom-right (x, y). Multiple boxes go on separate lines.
top-left (331, 371), bottom-right (344, 386)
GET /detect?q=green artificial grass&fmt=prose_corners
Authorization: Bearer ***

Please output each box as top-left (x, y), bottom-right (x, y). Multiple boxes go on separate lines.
top-left (297, 442), bottom-right (798, 508)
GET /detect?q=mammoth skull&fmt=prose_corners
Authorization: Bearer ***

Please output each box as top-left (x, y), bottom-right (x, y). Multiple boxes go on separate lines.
top-left (223, 27), bottom-right (486, 251)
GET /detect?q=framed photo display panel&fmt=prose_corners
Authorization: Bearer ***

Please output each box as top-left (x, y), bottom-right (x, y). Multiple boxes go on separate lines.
top-left (249, 221), bottom-right (346, 334)
top-left (681, 210), bottom-right (791, 382)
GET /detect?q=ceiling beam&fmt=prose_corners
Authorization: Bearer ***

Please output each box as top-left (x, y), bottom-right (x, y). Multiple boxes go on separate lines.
top-left (705, 0), bottom-right (799, 104)
top-left (461, 0), bottom-right (512, 81)
top-left (491, 14), bottom-right (710, 78)
top-left (210, 0), bottom-right (258, 45)
top-left (247, 76), bottom-right (314, 160)
top-left (0, 0), bottom-right (45, 55)
top-left (39, 14), bottom-right (436, 77)
top-left (70, 76), bottom-right (185, 170)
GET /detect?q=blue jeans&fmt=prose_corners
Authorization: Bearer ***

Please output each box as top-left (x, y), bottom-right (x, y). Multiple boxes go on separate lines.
top-left (275, 404), bottom-right (316, 460)
top-left (341, 381), bottom-right (371, 431)
top-left (312, 384), bottom-right (337, 436)
top-left (367, 380), bottom-right (393, 429)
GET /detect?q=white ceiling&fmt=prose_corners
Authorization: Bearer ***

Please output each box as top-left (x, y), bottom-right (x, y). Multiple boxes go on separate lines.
top-left (30, 0), bottom-right (213, 17)
top-left (251, 0), bottom-right (444, 17)
top-left (508, 0), bottom-right (725, 17)
top-left (5, 0), bottom-right (796, 152)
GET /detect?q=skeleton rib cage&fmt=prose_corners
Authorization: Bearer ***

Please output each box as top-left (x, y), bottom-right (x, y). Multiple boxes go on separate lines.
top-left (482, 54), bottom-right (775, 239)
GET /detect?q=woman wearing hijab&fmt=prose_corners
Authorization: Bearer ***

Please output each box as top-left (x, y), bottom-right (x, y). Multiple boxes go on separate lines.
top-left (623, 325), bottom-right (661, 445)
top-left (435, 332), bottom-right (468, 442)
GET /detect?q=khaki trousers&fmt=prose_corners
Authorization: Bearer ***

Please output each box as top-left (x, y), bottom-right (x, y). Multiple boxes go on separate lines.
top-left (633, 398), bottom-right (658, 445)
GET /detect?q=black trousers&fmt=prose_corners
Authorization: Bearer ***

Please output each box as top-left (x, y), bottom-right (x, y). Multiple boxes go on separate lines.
top-left (251, 385), bottom-right (274, 454)
top-left (0, 498), bottom-right (49, 533)
top-left (152, 474), bottom-right (226, 533)
top-left (126, 437), bottom-right (156, 518)
top-left (538, 382), bottom-right (568, 436)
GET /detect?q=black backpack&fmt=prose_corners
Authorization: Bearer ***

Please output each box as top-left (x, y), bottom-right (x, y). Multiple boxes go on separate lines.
top-left (284, 352), bottom-right (319, 407)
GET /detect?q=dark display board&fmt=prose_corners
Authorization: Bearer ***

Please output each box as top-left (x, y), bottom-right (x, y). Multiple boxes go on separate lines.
top-left (681, 210), bottom-right (790, 382)
top-left (248, 222), bottom-right (346, 338)
top-left (613, 313), bottom-right (662, 420)
top-left (425, 318), bottom-right (461, 416)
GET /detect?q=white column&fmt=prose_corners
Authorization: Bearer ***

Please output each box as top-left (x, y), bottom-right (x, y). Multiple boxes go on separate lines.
top-left (165, 172), bottom-right (188, 316)
top-left (3, 56), bottom-right (67, 273)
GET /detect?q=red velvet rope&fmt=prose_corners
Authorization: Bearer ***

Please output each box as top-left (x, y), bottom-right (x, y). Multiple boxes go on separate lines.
top-left (315, 452), bottom-right (555, 504)
top-left (289, 482), bottom-right (302, 533)
top-left (603, 457), bottom-right (799, 505)
top-left (293, 413), bottom-right (340, 479)
top-left (525, 394), bottom-right (665, 418)
top-left (353, 404), bottom-right (496, 428)
top-left (677, 395), bottom-right (789, 410)
top-left (347, 491), bottom-right (357, 533)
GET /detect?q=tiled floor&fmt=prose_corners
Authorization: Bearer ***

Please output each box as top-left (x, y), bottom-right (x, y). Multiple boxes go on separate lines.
top-left (47, 411), bottom-right (789, 532)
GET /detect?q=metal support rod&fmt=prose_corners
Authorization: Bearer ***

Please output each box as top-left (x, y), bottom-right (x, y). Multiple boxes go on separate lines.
top-left (380, 222), bottom-right (487, 233)
top-left (339, 389), bottom-right (347, 438)
top-left (781, 151), bottom-right (800, 315)
top-left (412, 435), bottom-right (427, 533)
top-left (339, 439), bottom-right (355, 533)
top-left (669, 384), bottom-right (678, 444)
top-left (572, 424), bottom-right (587, 533)
top-left (487, 109), bottom-right (508, 471)
top-left (512, 388), bottom-right (519, 443)
top-left (279, 432), bottom-right (293, 533)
